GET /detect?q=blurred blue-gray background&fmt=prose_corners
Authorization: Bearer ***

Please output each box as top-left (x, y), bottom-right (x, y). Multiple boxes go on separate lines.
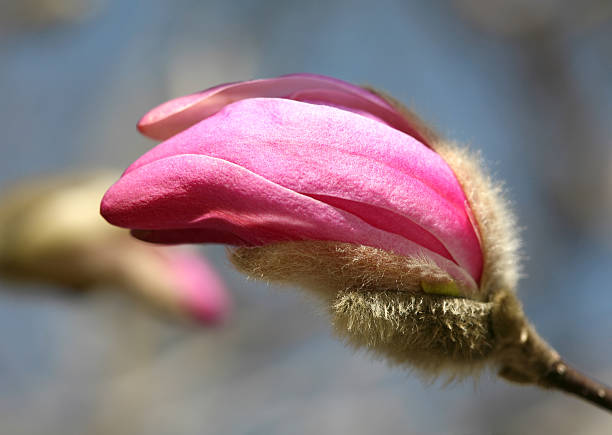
top-left (1, 0), bottom-right (611, 433)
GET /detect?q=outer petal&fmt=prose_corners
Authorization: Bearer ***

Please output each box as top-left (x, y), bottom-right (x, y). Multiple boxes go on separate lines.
top-left (125, 98), bottom-right (483, 283)
top-left (137, 73), bottom-right (430, 144)
top-left (101, 155), bottom-right (478, 293)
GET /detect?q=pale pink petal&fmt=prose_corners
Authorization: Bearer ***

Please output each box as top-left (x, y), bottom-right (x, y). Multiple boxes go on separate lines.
top-left (101, 155), bottom-right (478, 293)
top-left (137, 73), bottom-right (429, 143)
top-left (289, 88), bottom-right (388, 123)
top-left (125, 98), bottom-right (482, 282)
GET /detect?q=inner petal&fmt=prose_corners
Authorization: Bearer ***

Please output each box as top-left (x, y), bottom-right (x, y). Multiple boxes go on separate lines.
top-left (306, 194), bottom-right (455, 263)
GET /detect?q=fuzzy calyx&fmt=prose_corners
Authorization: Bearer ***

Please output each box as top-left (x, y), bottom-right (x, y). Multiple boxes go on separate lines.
top-left (491, 289), bottom-right (560, 384)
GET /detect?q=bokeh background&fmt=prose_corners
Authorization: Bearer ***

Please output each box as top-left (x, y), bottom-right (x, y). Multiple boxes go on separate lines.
top-left (1, 0), bottom-right (611, 433)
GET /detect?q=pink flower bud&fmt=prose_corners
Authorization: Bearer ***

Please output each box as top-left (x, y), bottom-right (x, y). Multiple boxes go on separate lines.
top-left (101, 74), bottom-right (486, 297)
top-left (100, 76), bottom-right (610, 409)
top-left (0, 172), bottom-right (230, 325)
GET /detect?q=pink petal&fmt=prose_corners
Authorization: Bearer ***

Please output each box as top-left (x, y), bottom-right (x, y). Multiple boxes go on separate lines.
top-left (125, 98), bottom-right (483, 283)
top-left (101, 155), bottom-right (478, 293)
top-left (137, 73), bottom-right (430, 144)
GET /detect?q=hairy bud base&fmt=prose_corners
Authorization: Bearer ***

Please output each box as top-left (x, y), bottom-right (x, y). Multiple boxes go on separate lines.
top-left (332, 291), bottom-right (494, 378)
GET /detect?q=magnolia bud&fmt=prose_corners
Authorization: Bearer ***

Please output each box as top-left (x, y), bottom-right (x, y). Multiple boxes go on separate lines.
top-left (0, 172), bottom-right (230, 324)
top-left (100, 74), bottom-right (611, 408)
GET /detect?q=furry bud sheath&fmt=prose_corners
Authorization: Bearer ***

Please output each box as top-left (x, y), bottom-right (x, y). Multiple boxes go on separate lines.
top-left (101, 74), bottom-right (553, 381)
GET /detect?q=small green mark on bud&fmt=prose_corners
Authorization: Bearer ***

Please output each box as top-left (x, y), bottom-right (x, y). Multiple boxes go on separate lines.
top-left (421, 280), bottom-right (461, 297)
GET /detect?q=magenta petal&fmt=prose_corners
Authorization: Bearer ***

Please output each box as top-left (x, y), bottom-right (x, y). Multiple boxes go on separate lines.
top-left (101, 155), bottom-right (478, 293)
top-left (137, 73), bottom-right (429, 143)
top-left (125, 98), bottom-right (483, 283)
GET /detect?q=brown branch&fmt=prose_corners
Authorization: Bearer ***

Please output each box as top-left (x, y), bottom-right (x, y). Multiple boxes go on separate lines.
top-left (492, 290), bottom-right (612, 413)
top-left (541, 360), bottom-right (612, 413)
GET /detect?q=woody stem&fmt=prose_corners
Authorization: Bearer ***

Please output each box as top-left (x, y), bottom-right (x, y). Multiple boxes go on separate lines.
top-left (541, 359), bottom-right (612, 412)
top-left (492, 290), bottom-right (612, 413)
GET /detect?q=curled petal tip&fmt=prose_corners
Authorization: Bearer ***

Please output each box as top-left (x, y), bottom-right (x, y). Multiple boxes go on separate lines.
top-left (135, 74), bottom-right (426, 142)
